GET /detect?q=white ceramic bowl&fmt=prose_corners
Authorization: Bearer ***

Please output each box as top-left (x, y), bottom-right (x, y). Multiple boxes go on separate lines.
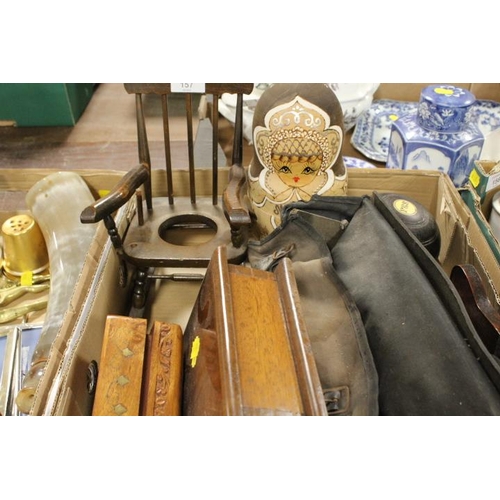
top-left (328, 83), bottom-right (380, 131)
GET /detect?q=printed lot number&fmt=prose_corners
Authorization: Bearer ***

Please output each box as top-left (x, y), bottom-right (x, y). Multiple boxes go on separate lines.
top-left (171, 83), bottom-right (206, 93)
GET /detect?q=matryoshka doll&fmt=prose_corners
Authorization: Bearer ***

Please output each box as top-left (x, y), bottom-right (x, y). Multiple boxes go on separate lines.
top-left (248, 83), bottom-right (348, 236)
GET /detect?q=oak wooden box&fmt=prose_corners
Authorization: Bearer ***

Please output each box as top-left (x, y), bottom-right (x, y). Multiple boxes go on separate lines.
top-left (182, 247), bottom-right (327, 416)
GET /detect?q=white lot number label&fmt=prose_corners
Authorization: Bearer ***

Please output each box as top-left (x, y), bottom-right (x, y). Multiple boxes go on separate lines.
top-left (171, 83), bottom-right (206, 93)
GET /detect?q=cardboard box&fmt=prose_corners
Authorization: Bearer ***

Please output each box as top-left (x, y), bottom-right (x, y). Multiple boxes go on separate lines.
top-left (0, 169), bottom-right (129, 416)
top-left (0, 84), bottom-right (95, 127)
top-left (468, 160), bottom-right (500, 205)
top-left (461, 186), bottom-right (500, 263)
top-left (11, 167), bottom-right (497, 416)
top-left (460, 160), bottom-right (500, 264)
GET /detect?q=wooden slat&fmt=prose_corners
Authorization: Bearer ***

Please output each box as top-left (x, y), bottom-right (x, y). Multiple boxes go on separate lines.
top-left (232, 93), bottom-right (244, 167)
top-left (212, 94), bottom-right (219, 205)
top-left (274, 258), bottom-right (328, 416)
top-left (211, 246), bottom-right (243, 415)
top-left (185, 94), bottom-right (196, 203)
top-left (135, 94), bottom-right (152, 210)
top-left (92, 315), bottom-right (147, 416)
top-left (161, 94), bottom-right (174, 204)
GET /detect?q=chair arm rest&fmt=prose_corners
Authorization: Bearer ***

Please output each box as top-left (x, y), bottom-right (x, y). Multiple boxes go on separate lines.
top-left (223, 164), bottom-right (251, 227)
top-left (81, 164), bottom-right (149, 224)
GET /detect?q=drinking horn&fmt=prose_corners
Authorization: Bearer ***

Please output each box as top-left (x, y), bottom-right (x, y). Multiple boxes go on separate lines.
top-left (15, 172), bottom-right (97, 414)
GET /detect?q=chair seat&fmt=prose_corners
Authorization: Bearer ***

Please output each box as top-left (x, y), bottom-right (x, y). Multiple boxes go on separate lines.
top-left (123, 197), bottom-right (247, 268)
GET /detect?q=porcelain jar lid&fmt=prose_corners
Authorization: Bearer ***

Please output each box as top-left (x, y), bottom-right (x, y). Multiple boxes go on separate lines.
top-left (417, 84), bottom-right (476, 133)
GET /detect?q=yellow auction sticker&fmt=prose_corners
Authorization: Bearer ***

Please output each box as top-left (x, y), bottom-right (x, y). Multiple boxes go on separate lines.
top-left (190, 336), bottom-right (201, 368)
top-left (469, 168), bottom-right (480, 188)
top-left (434, 87), bottom-right (454, 96)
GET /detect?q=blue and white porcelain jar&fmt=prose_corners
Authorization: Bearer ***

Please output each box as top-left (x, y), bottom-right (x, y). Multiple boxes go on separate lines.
top-left (387, 84), bottom-right (484, 187)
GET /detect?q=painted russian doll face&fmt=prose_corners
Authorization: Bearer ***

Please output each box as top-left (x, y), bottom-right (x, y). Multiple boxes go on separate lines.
top-left (252, 94), bottom-right (343, 195)
top-left (248, 84), bottom-right (348, 234)
top-left (272, 154), bottom-right (323, 188)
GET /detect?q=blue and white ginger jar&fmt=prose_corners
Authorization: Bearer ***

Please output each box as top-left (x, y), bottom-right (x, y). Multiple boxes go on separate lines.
top-left (386, 84), bottom-right (484, 187)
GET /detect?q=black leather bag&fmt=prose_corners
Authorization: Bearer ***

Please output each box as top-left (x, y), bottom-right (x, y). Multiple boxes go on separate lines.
top-left (249, 193), bottom-right (500, 415)
top-left (267, 194), bottom-right (500, 416)
top-left (247, 199), bottom-right (379, 416)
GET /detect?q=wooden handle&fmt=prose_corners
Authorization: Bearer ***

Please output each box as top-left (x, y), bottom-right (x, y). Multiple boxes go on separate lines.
top-left (274, 258), bottom-right (328, 416)
top-left (223, 164), bottom-right (252, 227)
top-left (80, 164), bottom-right (149, 223)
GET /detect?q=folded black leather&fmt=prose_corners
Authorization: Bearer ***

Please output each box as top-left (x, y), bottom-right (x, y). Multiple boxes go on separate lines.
top-left (372, 192), bottom-right (500, 393)
top-left (328, 195), bottom-right (500, 416)
top-left (247, 208), bottom-right (379, 416)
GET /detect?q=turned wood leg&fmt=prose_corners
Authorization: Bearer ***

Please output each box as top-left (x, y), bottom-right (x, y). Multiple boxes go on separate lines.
top-left (132, 268), bottom-right (149, 311)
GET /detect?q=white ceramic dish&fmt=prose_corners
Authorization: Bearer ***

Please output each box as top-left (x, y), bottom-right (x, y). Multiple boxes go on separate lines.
top-left (351, 100), bottom-right (418, 162)
top-left (352, 99), bottom-right (500, 163)
top-left (474, 100), bottom-right (500, 137)
top-left (343, 156), bottom-right (376, 169)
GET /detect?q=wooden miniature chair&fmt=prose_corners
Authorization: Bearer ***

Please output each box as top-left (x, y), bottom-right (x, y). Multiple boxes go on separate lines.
top-left (80, 84), bottom-right (254, 313)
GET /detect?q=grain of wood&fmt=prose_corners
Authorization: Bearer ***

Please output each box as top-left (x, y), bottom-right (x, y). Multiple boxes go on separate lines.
top-left (92, 315), bottom-right (147, 416)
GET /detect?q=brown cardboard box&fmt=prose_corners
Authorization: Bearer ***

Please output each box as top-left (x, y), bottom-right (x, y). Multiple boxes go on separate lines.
top-left (16, 167), bottom-right (499, 416)
top-left (460, 160), bottom-right (500, 264)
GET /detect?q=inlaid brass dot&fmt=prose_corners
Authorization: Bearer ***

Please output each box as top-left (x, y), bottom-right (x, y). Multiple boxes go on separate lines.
top-left (117, 375), bottom-right (129, 386)
top-left (122, 347), bottom-right (133, 357)
top-left (114, 404), bottom-right (127, 415)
